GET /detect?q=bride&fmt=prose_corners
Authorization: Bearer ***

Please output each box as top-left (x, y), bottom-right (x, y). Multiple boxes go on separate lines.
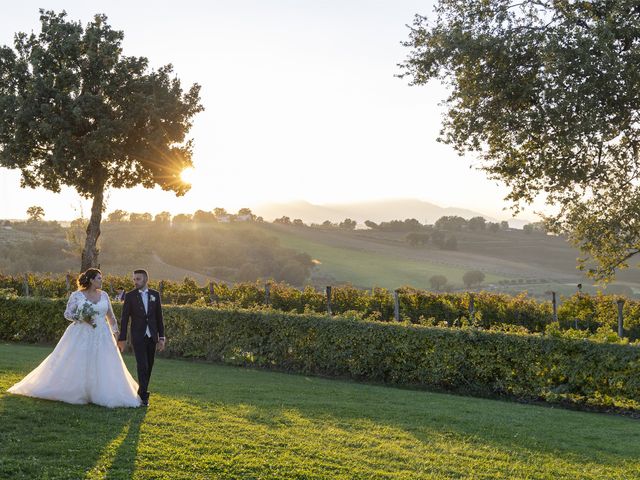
top-left (8, 268), bottom-right (141, 408)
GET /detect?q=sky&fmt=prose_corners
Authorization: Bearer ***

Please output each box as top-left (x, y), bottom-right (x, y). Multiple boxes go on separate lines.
top-left (0, 0), bottom-right (545, 221)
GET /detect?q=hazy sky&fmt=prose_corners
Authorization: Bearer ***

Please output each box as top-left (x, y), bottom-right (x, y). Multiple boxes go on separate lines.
top-left (0, 1), bottom-right (544, 221)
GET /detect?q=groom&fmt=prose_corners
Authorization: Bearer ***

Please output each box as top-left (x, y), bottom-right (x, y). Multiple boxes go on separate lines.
top-left (118, 269), bottom-right (165, 406)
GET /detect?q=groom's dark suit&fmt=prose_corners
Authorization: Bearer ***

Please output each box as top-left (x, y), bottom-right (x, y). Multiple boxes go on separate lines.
top-left (119, 288), bottom-right (164, 403)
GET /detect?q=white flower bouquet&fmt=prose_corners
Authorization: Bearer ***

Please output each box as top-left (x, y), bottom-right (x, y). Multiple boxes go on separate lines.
top-left (73, 302), bottom-right (98, 328)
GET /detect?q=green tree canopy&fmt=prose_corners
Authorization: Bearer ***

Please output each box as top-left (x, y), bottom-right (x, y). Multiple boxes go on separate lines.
top-left (0, 10), bottom-right (203, 270)
top-left (400, 0), bottom-right (640, 281)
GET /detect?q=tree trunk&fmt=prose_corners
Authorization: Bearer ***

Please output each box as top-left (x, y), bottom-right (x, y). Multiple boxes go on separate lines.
top-left (80, 188), bottom-right (104, 271)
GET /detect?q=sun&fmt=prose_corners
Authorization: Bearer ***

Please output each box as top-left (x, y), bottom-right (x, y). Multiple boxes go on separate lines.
top-left (180, 167), bottom-right (196, 184)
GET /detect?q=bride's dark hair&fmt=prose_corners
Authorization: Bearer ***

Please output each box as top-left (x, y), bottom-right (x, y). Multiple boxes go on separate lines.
top-left (77, 268), bottom-right (102, 290)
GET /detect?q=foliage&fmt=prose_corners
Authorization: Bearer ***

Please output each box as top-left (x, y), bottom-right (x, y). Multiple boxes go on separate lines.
top-left (463, 270), bottom-right (486, 288)
top-left (2, 272), bottom-right (640, 340)
top-left (338, 218), bottom-right (357, 230)
top-left (429, 274), bottom-right (448, 290)
top-left (435, 216), bottom-right (467, 231)
top-left (26, 206), bottom-right (44, 222)
top-left (0, 10), bottom-right (203, 269)
top-left (400, 0), bottom-right (640, 281)
top-left (365, 218), bottom-right (425, 232)
top-left (2, 299), bottom-right (639, 412)
top-left (406, 232), bottom-right (430, 246)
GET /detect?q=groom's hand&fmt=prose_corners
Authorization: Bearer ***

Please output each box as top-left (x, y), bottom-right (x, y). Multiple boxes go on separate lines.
top-left (117, 340), bottom-right (126, 352)
top-left (157, 338), bottom-right (166, 352)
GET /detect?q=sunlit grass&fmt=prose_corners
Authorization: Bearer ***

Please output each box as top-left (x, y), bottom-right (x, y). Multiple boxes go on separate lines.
top-left (1, 343), bottom-right (638, 479)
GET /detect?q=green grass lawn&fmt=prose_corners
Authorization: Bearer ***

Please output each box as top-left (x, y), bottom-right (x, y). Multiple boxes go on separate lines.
top-left (1, 343), bottom-right (639, 480)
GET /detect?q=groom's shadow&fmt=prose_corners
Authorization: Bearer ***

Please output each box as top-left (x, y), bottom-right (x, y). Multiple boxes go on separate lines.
top-left (105, 407), bottom-right (147, 479)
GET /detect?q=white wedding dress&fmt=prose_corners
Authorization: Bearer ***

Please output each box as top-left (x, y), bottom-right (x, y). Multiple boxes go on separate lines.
top-left (8, 290), bottom-right (141, 408)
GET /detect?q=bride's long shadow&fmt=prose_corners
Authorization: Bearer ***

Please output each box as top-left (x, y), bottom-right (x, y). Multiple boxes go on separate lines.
top-left (0, 391), bottom-right (146, 479)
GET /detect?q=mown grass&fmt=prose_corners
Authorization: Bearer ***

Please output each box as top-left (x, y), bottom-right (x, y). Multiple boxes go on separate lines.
top-left (1, 343), bottom-right (639, 479)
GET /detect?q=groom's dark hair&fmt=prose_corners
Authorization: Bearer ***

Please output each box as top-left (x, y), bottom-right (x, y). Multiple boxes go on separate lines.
top-left (133, 269), bottom-right (148, 279)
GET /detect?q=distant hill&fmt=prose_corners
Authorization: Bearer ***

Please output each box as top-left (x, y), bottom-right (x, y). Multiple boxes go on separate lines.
top-left (2, 219), bottom-right (639, 297)
top-left (253, 198), bottom-right (533, 226)
top-left (259, 222), bottom-right (640, 297)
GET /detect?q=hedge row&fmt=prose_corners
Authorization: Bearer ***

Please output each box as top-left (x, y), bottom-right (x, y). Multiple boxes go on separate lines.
top-left (1, 273), bottom-right (639, 340)
top-left (1, 296), bottom-right (638, 412)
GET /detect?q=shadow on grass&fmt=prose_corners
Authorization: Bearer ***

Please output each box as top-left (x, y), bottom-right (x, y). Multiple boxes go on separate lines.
top-left (157, 359), bottom-right (640, 470)
top-left (0, 392), bottom-right (147, 480)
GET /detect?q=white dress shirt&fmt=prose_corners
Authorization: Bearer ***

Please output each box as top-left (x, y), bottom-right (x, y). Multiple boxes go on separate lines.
top-left (139, 288), bottom-right (151, 337)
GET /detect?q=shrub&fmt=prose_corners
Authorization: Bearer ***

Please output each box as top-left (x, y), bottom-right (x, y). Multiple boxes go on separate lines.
top-left (2, 296), bottom-right (638, 411)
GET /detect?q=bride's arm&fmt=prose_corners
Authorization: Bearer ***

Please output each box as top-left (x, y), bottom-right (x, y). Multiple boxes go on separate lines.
top-left (105, 293), bottom-right (120, 335)
top-left (63, 291), bottom-right (80, 322)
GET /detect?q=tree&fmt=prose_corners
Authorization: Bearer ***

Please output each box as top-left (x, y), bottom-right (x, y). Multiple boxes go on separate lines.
top-left (339, 218), bottom-right (357, 230)
top-left (0, 10), bottom-right (203, 271)
top-left (26, 206), bottom-right (44, 222)
top-left (435, 216), bottom-right (467, 231)
top-left (530, 221), bottom-right (548, 234)
top-left (443, 235), bottom-right (458, 250)
top-left (193, 210), bottom-right (216, 223)
top-left (106, 209), bottom-right (128, 223)
top-left (406, 232), bottom-right (430, 246)
top-left (293, 218), bottom-right (305, 227)
top-left (154, 211), bottom-right (171, 224)
top-left (274, 216), bottom-right (292, 225)
top-left (65, 217), bottom-right (88, 256)
top-left (129, 212), bottom-right (152, 223)
top-left (213, 208), bottom-right (229, 219)
top-left (468, 216), bottom-right (486, 231)
top-left (237, 263), bottom-right (261, 282)
top-left (364, 220), bottom-right (378, 229)
top-left (172, 213), bottom-right (192, 224)
top-left (400, 1), bottom-right (640, 281)
top-left (429, 274), bottom-right (448, 290)
top-left (278, 261), bottom-right (308, 285)
top-left (431, 230), bottom-right (445, 248)
top-left (403, 218), bottom-right (423, 231)
top-left (523, 221), bottom-right (546, 235)
top-left (463, 270), bottom-right (485, 288)
top-left (237, 208), bottom-right (256, 221)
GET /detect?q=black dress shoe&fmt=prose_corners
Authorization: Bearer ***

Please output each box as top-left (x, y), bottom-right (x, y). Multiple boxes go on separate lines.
top-left (141, 399), bottom-right (149, 407)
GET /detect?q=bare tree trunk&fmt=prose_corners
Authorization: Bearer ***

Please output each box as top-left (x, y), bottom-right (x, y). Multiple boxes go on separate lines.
top-left (80, 188), bottom-right (104, 271)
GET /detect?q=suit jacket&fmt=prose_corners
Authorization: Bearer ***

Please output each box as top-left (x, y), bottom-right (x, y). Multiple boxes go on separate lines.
top-left (118, 288), bottom-right (164, 343)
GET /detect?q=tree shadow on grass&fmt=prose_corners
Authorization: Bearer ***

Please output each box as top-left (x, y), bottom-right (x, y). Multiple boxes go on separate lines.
top-left (157, 361), bottom-right (640, 474)
top-left (0, 392), bottom-right (146, 480)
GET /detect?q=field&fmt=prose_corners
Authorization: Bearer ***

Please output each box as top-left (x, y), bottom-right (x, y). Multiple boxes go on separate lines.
top-left (1, 343), bottom-right (639, 479)
top-left (261, 224), bottom-right (640, 296)
top-left (261, 227), bottom-right (508, 289)
top-left (3, 220), bottom-right (640, 297)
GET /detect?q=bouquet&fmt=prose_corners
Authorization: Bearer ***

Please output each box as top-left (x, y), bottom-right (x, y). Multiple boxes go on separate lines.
top-left (73, 302), bottom-right (99, 329)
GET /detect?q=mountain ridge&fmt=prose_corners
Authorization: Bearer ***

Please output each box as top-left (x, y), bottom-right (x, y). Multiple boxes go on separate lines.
top-left (252, 198), bottom-right (532, 226)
